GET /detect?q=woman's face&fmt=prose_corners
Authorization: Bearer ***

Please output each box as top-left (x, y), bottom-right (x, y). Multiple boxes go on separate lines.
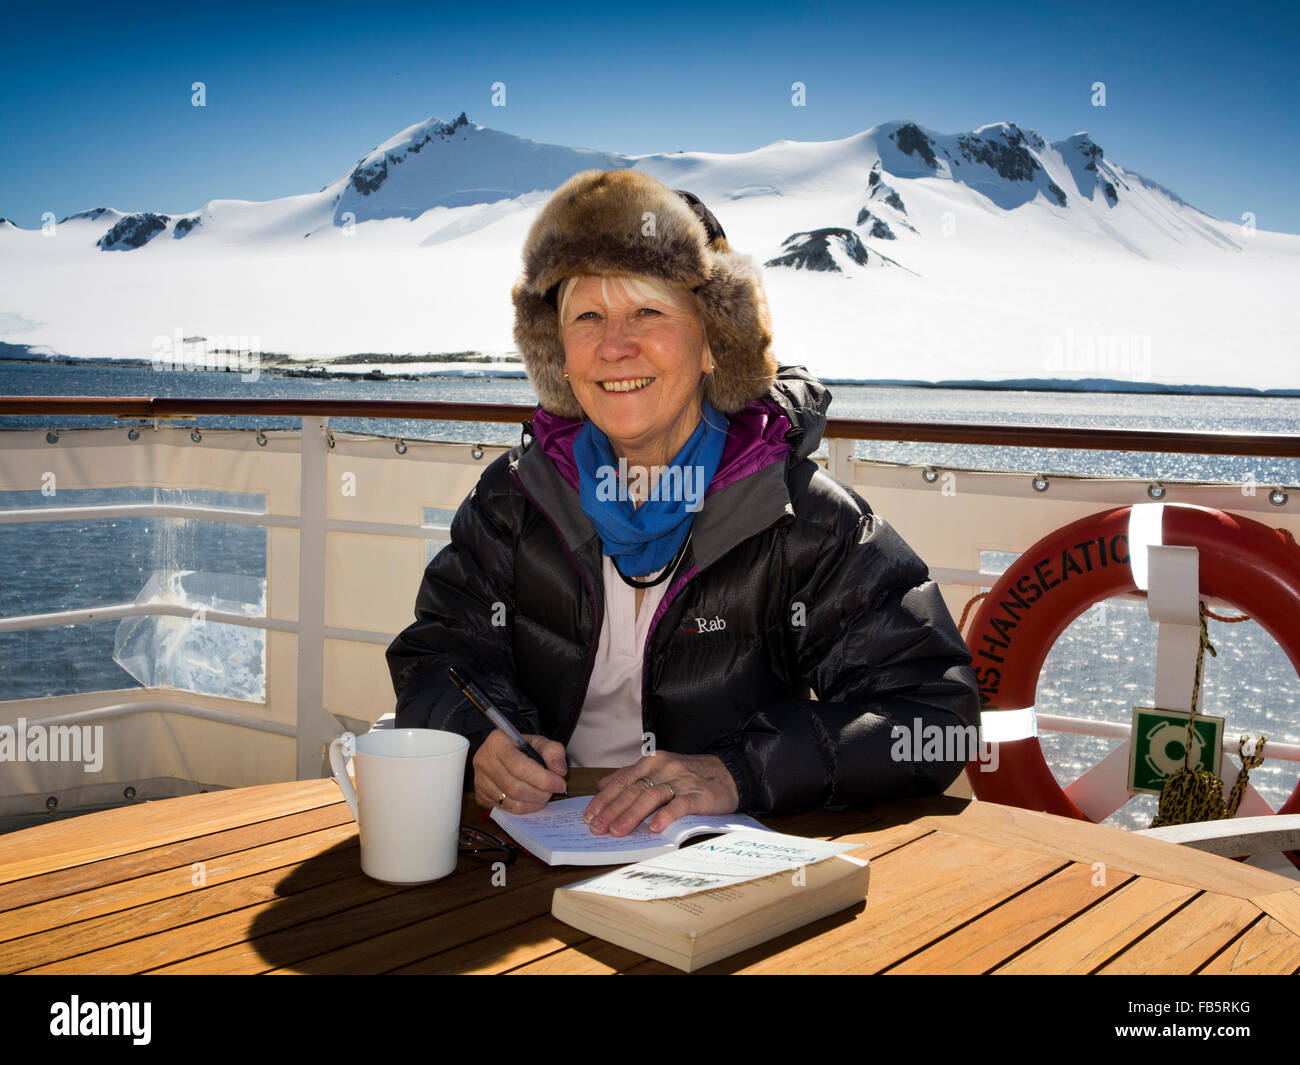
top-left (561, 275), bottom-right (713, 464)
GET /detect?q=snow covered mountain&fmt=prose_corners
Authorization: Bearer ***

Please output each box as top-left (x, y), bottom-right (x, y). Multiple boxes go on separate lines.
top-left (331, 112), bottom-right (628, 224)
top-left (1, 113), bottom-right (1295, 390)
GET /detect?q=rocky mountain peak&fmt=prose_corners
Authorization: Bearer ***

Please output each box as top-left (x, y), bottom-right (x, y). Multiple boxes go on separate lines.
top-left (98, 212), bottom-right (171, 250)
top-left (348, 112), bottom-right (475, 197)
top-left (766, 227), bottom-right (871, 272)
top-left (890, 122), bottom-right (938, 169)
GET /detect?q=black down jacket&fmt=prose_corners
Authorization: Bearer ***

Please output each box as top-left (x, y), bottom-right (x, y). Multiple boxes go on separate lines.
top-left (386, 366), bottom-right (980, 815)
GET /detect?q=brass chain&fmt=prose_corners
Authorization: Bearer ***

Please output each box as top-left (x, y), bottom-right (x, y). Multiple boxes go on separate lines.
top-left (1150, 602), bottom-right (1266, 827)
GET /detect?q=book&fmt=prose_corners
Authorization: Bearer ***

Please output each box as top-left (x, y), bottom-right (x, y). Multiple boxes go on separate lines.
top-left (551, 830), bottom-right (872, 971)
top-left (489, 795), bottom-right (769, 865)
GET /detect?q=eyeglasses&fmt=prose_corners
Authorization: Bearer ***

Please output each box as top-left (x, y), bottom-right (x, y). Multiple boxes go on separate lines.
top-left (458, 825), bottom-right (518, 866)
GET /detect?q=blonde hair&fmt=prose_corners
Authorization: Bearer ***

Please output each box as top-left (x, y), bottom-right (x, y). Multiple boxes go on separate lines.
top-left (557, 274), bottom-right (712, 364)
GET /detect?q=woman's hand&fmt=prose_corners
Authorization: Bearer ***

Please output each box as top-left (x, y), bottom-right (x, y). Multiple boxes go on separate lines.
top-left (584, 752), bottom-right (739, 835)
top-left (473, 729), bottom-right (568, 814)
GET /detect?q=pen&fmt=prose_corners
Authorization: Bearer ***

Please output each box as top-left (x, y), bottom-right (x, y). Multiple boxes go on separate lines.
top-left (447, 665), bottom-right (567, 794)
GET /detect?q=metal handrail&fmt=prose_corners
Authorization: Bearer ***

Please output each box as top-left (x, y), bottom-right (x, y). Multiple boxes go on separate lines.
top-left (0, 602), bottom-right (288, 633)
top-left (0, 503), bottom-right (291, 527)
top-left (3, 395), bottom-right (1300, 458)
top-left (1036, 712), bottom-right (1300, 763)
top-left (21, 700), bottom-right (297, 737)
top-left (0, 503), bottom-right (451, 541)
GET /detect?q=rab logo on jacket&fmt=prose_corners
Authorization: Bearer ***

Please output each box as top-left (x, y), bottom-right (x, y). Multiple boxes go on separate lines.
top-left (682, 615), bottom-right (727, 634)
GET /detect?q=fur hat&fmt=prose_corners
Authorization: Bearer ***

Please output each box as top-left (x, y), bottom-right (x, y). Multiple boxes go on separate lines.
top-left (511, 168), bottom-right (777, 418)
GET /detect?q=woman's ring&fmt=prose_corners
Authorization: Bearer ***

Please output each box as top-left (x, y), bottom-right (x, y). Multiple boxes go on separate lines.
top-left (637, 777), bottom-right (656, 790)
top-left (497, 791), bottom-right (507, 807)
top-left (662, 781), bottom-right (675, 801)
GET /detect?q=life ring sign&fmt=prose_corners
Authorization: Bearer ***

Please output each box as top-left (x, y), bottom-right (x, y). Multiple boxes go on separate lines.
top-left (964, 503), bottom-right (1300, 821)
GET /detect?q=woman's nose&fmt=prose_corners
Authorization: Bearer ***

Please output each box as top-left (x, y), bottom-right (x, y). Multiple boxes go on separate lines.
top-left (596, 314), bottom-right (637, 359)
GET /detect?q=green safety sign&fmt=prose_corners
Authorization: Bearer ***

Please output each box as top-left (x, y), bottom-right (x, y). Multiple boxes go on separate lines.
top-left (1128, 706), bottom-right (1224, 795)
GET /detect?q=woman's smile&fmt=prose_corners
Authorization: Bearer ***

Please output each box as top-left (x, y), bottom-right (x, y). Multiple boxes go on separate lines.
top-left (599, 376), bottom-right (656, 393)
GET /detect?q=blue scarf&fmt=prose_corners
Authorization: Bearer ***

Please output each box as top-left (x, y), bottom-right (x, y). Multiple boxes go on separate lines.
top-left (574, 398), bottom-right (728, 578)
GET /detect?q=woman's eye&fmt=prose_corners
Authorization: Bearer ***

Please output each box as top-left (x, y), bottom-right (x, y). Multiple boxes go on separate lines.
top-left (636, 307), bottom-right (661, 317)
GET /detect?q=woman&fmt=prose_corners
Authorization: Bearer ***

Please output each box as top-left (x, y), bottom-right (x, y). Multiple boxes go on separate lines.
top-left (386, 169), bottom-right (980, 836)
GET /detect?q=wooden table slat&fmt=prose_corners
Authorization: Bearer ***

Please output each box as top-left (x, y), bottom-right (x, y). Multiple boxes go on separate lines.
top-left (1252, 886), bottom-right (1300, 938)
top-left (0, 779), bottom-right (343, 886)
top-left (27, 868), bottom-right (403, 975)
top-left (4, 839), bottom-right (376, 974)
top-left (919, 800), bottom-right (1297, 899)
top-left (0, 803), bottom-right (354, 912)
top-left (148, 839), bottom-right (595, 975)
top-left (506, 931), bottom-right (660, 975)
top-left (259, 865), bottom-right (601, 975)
top-left (731, 833), bottom-right (1066, 975)
top-left (1198, 916), bottom-right (1300, 975)
top-left (388, 915), bottom-right (591, 975)
top-left (994, 877), bottom-right (1198, 974)
top-left (1096, 892), bottom-right (1265, 975)
top-left (0, 820), bottom-right (358, 946)
top-left (885, 862), bottom-right (1136, 975)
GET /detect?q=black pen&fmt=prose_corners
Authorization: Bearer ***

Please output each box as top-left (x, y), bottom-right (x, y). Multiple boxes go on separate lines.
top-left (447, 666), bottom-right (566, 793)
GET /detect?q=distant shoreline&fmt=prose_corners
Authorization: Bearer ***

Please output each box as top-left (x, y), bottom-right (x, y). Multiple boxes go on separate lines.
top-left (2, 344), bottom-right (1298, 399)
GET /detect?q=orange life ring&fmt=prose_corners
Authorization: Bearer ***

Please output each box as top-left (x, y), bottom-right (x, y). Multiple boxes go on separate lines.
top-left (965, 503), bottom-right (1300, 821)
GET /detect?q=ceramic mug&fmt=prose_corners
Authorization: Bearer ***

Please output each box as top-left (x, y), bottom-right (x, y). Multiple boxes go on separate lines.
top-left (328, 728), bottom-right (469, 884)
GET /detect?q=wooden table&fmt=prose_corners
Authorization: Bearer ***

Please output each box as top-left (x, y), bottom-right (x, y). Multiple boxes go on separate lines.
top-left (3, 771), bottom-right (1300, 975)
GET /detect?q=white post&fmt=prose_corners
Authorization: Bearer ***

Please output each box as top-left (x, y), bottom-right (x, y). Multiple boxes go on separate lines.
top-left (827, 437), bottom-right (853, 485)
top-left (297, 417), bottom-right (331, 778)
top-left (1147, 545), bottom-right (1202, 712)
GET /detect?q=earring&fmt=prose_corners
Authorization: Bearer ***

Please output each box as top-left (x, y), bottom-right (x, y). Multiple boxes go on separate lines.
top-left (563, 372), bottom-right (570, 379)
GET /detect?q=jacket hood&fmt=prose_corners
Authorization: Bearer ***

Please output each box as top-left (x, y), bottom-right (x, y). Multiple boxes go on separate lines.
top-left (530, 364), bottom-right (830, 493)
top-left (764, 364), bottom-right (831, 464)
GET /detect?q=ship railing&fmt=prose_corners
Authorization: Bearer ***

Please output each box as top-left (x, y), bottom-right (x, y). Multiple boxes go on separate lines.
top-left (0, 396), bottom-right (1297, 822)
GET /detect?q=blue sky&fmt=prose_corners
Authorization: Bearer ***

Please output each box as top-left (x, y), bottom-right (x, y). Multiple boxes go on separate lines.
top-left (3, 0), bottom-right (1298, 233)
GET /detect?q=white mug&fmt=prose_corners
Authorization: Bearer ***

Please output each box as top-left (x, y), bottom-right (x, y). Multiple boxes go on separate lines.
top-left (328, 728), bottom-right (470, 884)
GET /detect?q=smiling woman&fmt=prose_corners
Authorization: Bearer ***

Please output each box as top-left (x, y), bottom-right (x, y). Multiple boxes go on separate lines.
top-left (386, 168), bottom-right (980, 837)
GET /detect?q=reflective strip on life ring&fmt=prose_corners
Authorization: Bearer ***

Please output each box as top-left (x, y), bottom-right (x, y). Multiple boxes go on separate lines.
top-left (965, 504), bottom-right (1300, 821)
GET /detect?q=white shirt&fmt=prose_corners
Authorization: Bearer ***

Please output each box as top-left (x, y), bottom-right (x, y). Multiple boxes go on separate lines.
top-left (565, 553), bottom-right (671, 768)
